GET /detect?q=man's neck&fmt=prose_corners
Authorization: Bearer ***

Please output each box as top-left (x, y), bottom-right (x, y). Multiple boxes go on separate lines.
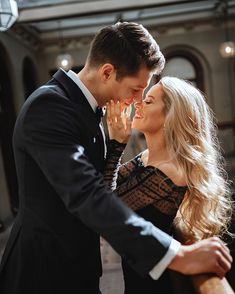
top-left (78, 66), bottom-right (102, 106)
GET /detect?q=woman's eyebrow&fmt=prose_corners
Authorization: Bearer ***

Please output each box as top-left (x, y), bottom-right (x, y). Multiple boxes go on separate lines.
top-left (146, 95), bottom-right (155, 99)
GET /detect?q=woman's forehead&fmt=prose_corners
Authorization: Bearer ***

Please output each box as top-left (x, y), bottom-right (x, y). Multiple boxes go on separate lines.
top-left (147, 83), bottom-right (164, 97)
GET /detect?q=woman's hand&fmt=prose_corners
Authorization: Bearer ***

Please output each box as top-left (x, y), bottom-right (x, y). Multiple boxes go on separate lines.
top-left (106, 100), bottom-right (132, 144)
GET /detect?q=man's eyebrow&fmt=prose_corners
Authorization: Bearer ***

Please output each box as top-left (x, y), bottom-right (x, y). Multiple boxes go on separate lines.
top-left (137, 84), bottom-right (148, 89)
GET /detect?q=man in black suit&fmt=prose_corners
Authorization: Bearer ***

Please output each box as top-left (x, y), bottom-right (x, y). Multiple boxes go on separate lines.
top-left (0, 22), bottom-right (232, 294)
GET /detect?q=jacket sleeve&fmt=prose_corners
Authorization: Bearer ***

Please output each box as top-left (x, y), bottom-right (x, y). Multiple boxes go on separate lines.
top-left (21, 91), bottom-right (173, 277)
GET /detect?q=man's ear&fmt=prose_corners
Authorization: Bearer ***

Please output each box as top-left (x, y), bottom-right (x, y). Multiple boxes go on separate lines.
top-left (99, 63), bottom-right (115, 82)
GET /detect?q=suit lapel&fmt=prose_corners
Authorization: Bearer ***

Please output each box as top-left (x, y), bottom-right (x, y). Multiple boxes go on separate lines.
top-left (51, 69), bottom-right (106, 162)
top-left (51, 69), bottom-right (99, 130)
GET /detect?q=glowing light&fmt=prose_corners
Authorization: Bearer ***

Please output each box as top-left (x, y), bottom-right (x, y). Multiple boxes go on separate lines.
top-left (56, 53), bottom-right (74, 70)
top-left (219, 41), bottom-right (235, 58)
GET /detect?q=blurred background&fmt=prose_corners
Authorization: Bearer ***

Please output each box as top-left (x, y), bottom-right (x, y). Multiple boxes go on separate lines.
top-left (0, 1), bottom-right (234, 293)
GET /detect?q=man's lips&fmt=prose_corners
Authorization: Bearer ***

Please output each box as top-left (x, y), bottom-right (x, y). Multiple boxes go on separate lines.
top-left (134, 108), bottom-right (143, 119)
top-left (121, 101), bottom-right (143, 118)
top-left (134, 113), bottom-right (143, 119)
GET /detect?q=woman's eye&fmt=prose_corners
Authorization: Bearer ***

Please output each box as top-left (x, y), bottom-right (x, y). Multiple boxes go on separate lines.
top-left (144, 100), bottom-right (151, 104)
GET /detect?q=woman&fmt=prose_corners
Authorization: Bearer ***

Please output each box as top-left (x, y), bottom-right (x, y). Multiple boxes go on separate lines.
top-left (104, 76), bottom-right (233, 294)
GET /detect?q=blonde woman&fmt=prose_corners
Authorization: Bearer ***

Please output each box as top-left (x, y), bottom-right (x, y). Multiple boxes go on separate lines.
top-left (105, 76), bottom-right (233, 294)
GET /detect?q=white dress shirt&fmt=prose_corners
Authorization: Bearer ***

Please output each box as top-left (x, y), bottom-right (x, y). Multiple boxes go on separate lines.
top-left (66, 69), bottom-right (107, 157)
top-left (64, 69), bottom-right (181, 280)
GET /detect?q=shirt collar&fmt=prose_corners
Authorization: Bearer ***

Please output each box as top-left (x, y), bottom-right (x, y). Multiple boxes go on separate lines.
top-left (65, 69), bottom-right (98, 112)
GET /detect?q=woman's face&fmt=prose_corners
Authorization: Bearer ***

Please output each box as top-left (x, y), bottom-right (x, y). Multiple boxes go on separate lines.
top-left (132, 83), bottom-right (166, 134)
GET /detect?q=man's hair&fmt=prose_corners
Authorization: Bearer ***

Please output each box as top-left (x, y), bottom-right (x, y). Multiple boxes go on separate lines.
top-left (87, 22), bottom-right (165, 79)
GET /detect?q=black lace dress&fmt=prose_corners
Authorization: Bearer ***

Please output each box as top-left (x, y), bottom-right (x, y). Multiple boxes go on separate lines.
top-left (104, 140), bottom-right (187, 294)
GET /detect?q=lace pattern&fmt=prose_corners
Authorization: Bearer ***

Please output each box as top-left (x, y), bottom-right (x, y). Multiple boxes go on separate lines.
top-left (104, 140), bottom-right (187, 216)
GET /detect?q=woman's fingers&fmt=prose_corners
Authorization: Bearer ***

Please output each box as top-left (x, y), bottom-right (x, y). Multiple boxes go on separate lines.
top-left (106, 100), bottom-right (118, 125)
top-left (107, 100), bottom-right (132, 130)
top-left (106, 102), bottom-right (111, 124)
top-left (106, 100), bottom-right (132, 143)
top-left (110, 100), bottom-right (116, 123)
top-left (126, 116), bottom-right (132, 135)
top-left (115, 101), bottom-right (122, 124)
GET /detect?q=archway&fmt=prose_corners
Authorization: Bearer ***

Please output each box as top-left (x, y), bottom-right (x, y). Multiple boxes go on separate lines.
top-left (23, 56), bottom-right (38, 99)
top-left (0, 44), bottom-right (18, 215)
top-left (163, 45), bottom-right (205, 92)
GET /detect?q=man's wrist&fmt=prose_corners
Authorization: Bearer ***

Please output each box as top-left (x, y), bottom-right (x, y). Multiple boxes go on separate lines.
top-left (149, 239), bottom-right (181, 280)
top-left (168, 245), bottom-right (189, 274)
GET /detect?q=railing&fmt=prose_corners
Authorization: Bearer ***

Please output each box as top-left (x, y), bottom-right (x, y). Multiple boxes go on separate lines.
top-left (217, 120), bottom-right (235, 130)
top-left (172, 226), bottom-right (235, 294)
top-left (192, 274), bottom-right (234, 294)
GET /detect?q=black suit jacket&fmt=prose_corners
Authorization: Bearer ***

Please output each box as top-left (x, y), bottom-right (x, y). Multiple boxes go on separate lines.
top-left (0, 69), bottom-right (172, 294)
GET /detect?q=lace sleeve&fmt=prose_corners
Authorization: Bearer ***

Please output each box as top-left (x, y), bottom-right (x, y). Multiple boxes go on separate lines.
top-left (103, 140), bottom-right (126, 190)
top-left (114, 165), bottom-right (187, 216)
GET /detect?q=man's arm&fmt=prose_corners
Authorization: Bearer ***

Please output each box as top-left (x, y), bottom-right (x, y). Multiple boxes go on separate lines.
top-left (21, 91), bottom-right (172, 277)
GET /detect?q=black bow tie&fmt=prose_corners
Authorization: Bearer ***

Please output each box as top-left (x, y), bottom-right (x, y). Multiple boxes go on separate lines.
top-left (95, 107), bottom-right (105, 122)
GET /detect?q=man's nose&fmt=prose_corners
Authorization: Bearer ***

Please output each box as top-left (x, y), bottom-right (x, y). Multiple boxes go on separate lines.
top-left (134, 101), bottom-right (143, 110)
top-left (133, 91), bottom-right (143, 103)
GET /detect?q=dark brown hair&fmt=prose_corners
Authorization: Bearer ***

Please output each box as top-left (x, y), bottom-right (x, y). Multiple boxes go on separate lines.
top-left (87, 22), bottom-right (165, 79)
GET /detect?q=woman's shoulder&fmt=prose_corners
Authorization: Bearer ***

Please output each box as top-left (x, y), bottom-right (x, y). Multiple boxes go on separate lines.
top-left (155, 162), bottom-right (187, 187)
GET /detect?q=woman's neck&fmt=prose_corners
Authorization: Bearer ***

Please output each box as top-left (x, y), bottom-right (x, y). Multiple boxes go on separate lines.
top-left (144, 131), bottom-right (171, 166)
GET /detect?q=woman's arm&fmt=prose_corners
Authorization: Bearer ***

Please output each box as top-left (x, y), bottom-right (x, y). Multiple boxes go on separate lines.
top-left (104, 100), bottom-right (137, 189)
top-left (103, 139), bottom-right (126, 190)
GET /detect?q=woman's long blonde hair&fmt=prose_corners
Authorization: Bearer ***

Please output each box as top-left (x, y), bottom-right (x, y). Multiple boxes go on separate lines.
top-left (159, 76), bottom-right (233, 244)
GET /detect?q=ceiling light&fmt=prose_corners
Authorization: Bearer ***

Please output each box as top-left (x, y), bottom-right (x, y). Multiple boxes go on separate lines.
top-left (56, 53), bottom-right (74, 71)
top-left (217, 0), bottom-right (235, 58)
top-left (55, 21), bottom-right (74, 71)
top-left (0, 0), bottom-right (18, 32)
top-left (219, 41), bottom-right (235, 58)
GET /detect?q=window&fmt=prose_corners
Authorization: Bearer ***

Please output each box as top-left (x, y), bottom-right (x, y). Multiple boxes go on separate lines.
top-left (162, 47), bottom-right (204, 91)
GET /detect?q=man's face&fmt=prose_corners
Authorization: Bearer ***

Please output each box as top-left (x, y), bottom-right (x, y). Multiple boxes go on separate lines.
top-left (102, 67), bottom-right (153, 106)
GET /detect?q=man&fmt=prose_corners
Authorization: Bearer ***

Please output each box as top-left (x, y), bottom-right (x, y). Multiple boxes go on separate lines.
top-left (0, 22), bottom-right (232, 294)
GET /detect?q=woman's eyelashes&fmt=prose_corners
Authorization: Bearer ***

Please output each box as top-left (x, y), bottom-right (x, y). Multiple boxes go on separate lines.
top-left (143, 99), bottom-right (152, 104)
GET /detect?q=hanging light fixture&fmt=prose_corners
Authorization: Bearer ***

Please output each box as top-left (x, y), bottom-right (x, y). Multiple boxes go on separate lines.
top-left (218, 0), bottom-right (235, 58)
top-left (55, 21), bottom-right (74, 71)
top-left (0, 0), bottom-right (18, 32)
top-left (56, 53), bottom-right (74, 71)
top-left (219, 41), bottom-right (235, 58)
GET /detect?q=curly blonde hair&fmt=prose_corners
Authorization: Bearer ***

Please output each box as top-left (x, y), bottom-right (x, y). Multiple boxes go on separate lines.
top-left (159, 76), bottom-right (233, 244)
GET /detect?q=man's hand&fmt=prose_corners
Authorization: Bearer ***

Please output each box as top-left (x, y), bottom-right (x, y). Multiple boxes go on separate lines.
top-left (168, 237), bottom-right (233, 278)
top-left (106, 100), bottom-right (132, 144)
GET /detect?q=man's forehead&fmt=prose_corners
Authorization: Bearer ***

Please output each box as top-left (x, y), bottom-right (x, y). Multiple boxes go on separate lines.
top-left (123, 71), bottom-right (152, 88)
top-left (131, 78), bottom-right (150, 89)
